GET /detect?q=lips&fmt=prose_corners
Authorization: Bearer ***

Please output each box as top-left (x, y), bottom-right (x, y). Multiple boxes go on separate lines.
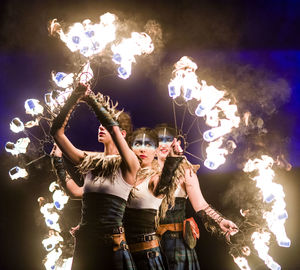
top-left (139, 154), bottom-right (147, 159)
top-left (160, 149), bottom-right (169, 154)
top-left (98, 132), bottom-right (106, 136)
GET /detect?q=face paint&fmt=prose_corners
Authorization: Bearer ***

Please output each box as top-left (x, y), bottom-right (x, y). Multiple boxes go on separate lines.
top-left (132, 133), bottom-right (156, 150)
top-left (158, 128), bottom-right (174, 146)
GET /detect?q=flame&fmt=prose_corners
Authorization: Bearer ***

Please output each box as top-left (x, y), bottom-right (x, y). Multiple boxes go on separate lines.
top-left (168, 56), bottom-right (201, 100)
top-left (52, 72), bottom-right (74, 88)
top-left (204, 137), bottom-right (228, 170)
top-left (168, 56), bottom-right (240, 170)
top-left (39, 179), bottom-right (71, 269)
top-left (42, 232), bottom-right (63, 252)
top-left (252, 231), bottom-right (281, 270)
top-left (52, 190), bottom-right (69, 210)
top-left (112, 32), bottom-right (154, 79)
top-left (242, 155), bottom-right (291, 269)
top-left (10, 117), bottom-right (25, 133)
top-left (5, 137), bottom-right (30, 156)
top-left (24, 99), bottom-right (44, 116)
top-left (43, 247), bottom-right (63, 270)
top-left (9, 166), bottom-right (28, 180)
top-left (51, 12), bottom-right (117, 58)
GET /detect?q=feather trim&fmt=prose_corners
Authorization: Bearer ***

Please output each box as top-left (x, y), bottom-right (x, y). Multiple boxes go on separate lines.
top-left (77, 152), bottom-right (122, 181)
top-left (91, 92), bottom-right (123, 121)
top-left (159, 157), bottom-right (200, 219)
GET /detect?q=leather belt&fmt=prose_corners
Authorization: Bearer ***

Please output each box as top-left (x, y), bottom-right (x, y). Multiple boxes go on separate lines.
top-left (127, 232), bottom-right (159, 244)
top-left (129, 239), bottom-right (160, 253)
top-left (156, 222), bottom-right (183, 237)
top-left (103, 232), bottom-right (128, 251)
top-left (107, 226), bottom-right (125, 235)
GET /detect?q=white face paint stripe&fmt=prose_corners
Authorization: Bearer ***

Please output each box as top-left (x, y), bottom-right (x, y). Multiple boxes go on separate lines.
top-left (142, 133), bottom-right (146, 146)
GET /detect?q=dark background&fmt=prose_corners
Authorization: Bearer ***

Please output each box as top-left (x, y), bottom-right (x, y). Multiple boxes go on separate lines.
top-left (0, 0), bottom-right (299, 269)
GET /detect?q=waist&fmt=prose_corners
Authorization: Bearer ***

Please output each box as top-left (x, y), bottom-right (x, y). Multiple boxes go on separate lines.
top-left (156, 222), bottom-right (183, 237)
top-left (126, 232), bottom-right (159, 244)
top-left (129, 238), bottom-right (160, 253)
top-left (124, 208), bottom-right (158, 235)
top-left (80, 193), bottom-right (126, 230)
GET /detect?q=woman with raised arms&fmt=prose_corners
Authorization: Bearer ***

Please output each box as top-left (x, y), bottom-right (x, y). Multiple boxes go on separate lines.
top-left (50, 83), bottom-right (140, 270)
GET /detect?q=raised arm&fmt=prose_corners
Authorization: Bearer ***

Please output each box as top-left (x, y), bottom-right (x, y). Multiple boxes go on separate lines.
top-left (84, 92), bottom-right (139, 185)
top-left (51, 144), bottom-right (83, 199)
top-left (50, 84), bottom-right (87, 165)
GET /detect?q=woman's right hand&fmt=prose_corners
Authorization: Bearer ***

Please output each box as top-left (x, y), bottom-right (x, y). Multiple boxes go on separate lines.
top-left (50, 143), bottom-right (63, 157)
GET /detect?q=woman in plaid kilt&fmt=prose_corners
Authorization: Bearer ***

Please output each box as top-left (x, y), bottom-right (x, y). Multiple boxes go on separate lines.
top-left (123, 127), bottom-right (167, 270)
top-left (50, 84), bottom-right (140, 270)
top-left (154, 124), bottom-right (239, 270)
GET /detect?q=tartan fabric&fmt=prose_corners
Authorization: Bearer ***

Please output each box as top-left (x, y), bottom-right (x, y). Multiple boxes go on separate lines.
top-left (124, 208), bottom-right (167, 269)
top-left (160, 232), bottom-right (200, 270)
top-left (71, 193), bottom-right (136, 270)
top-left (131, 246), bottom-right (168, 270)
top-left (159, 198), bottom-right (200, 270)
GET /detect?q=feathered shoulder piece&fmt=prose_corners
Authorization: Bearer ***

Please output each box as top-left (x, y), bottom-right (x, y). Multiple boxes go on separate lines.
top-left (77, 152), bottom-right (122, 179)
top-left (158, 156), bottom-right (200, 219)
top-left (136, 159), bottom-right (160, 180)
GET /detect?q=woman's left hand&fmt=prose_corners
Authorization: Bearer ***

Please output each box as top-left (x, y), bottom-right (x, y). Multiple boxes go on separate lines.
top-left (219, 219), bottom-right (239, 242)
top-left (169, 138), bottom-right (183, 156)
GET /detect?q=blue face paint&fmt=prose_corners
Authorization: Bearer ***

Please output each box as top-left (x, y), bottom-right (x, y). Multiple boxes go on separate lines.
top-left (157, 128), bottom-right (174, 146)
top-left (132, 133), bottom-right (156, 150)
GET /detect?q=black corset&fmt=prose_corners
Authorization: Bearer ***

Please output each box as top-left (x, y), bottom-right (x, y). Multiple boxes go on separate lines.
top-left (123, 207), bottom-right (158, 238)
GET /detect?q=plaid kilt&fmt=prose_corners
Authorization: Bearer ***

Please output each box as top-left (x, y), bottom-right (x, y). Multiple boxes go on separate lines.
top-left (131, 246), bottom-right (167, 270)
top-left (160, 231), bottom-right (200, 270)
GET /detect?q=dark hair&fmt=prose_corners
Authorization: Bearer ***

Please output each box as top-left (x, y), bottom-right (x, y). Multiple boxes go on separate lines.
top-left (154, 123), bottom-right (177, 137)
top-left (129, 127), bottom-right (159, 148)
top-left (118, 111), bottom-right (133, 142)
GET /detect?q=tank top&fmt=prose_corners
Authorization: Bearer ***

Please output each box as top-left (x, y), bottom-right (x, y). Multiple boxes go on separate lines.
top-left (174, 183), bottom-right (188, 198)
top-left (127, 176), bottom-right (163, 210)
top-left (83, 168), bottom-right (132, 201)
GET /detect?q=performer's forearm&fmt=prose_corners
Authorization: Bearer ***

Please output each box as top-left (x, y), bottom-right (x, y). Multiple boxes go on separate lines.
top-left (51, 83), bottom-right (87, 164)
